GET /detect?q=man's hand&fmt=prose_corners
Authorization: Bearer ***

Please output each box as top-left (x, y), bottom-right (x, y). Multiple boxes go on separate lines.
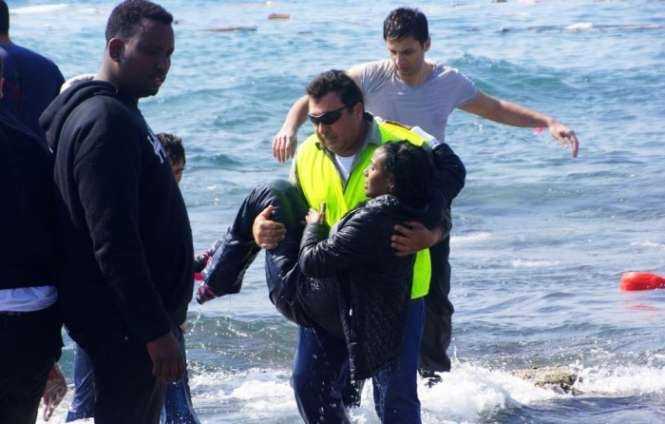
top-left (146, 332), bottom-right (185, 383)
top-left (391, 221), bottom-right (442, 257)
top-left (252, 205), bottom-right (286, 249)
top-left (547, 120), bottom-right (579, 158)
top-left (272, 128), bottom-right (297, 163)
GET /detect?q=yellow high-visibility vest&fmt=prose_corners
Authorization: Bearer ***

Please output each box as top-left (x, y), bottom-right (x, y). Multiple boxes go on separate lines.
top-left (295, 119), bottom-right (431, 299)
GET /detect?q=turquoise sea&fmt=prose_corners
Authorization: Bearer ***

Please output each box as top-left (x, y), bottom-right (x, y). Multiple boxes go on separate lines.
top-left (11, 0), bottom-right (665, 422)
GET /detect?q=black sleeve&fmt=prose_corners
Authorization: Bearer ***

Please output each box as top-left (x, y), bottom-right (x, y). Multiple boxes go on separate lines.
top-left (299, 210), bottom-right (387, 279)
top-left (427, 142), bottom-right (466, 231)
top-left (73, 108), bottom-right (171, 343)
top-left (432, 142), bottom-right (466, 205)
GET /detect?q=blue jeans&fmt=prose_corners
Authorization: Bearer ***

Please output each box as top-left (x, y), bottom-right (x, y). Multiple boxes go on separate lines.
top-left (292, 299), bottom-right (424, 424)
top-left (161, 327), bottom-right (200, 424)
top-left (291, 326), bottom-right (350, 424)
top-left (66, 327), bottom-right (200, 424)
top-left (372, 299), bottom-right (425, 424)
top-left (65, 344), bottom-right (95, 422)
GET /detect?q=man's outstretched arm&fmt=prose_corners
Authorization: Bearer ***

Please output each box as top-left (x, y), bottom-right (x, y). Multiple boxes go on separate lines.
top-left (272, 95), bottom-right (309, 162)
top-left (460, 91), bottom-right (579, 158)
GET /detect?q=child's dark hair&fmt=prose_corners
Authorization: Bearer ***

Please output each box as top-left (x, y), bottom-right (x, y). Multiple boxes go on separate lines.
top-left (379, 141), bottom-right (433, 209)
top-left (156, 132), bottom-right (185, 165)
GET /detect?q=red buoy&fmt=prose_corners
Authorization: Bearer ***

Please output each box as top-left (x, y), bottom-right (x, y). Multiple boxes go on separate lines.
top-left (620, 272), bottom-right (665, 291)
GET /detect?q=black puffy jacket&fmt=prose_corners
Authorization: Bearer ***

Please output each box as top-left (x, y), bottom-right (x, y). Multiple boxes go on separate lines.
top-left (299, 195), bottom-right (435, 380)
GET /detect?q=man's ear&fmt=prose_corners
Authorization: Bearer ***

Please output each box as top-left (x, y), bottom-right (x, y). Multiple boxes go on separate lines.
top-left (352, 101), bottom-right (364, 119)
top-left (108, 38), bottom-right (125, 63)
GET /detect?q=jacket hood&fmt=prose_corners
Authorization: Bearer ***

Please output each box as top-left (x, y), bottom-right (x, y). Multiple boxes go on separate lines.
top-left (39, 80), bottom-right (119, 152)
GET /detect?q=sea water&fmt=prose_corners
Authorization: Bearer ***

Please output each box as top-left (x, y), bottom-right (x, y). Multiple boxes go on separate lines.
top-left (9, 0), bottom-right (665, 422)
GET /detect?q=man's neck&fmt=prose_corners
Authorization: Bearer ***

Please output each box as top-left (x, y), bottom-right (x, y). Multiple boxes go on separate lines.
top-left (398, 61), bottom-right (434, 87)
top-left (96, 64), bottom-right (137, 102)
top-left (0, 34), bottom-right (11, 44)
top-left (339, 119), bottom-right (369, 157)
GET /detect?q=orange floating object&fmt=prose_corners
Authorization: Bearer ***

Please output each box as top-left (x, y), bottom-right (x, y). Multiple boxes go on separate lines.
top-left (620, 272), bottom-right (665, 291)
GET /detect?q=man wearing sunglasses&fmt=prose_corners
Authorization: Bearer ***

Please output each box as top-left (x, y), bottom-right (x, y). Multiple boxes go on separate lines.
top-left (288, 71), bottom-right (463, 422)
top-left (270, 6), bottom-right (580, 385)
top-left (197, 69), bottom-right (465, 421)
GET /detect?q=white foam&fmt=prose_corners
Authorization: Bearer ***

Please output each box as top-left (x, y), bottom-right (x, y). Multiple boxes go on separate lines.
top-left (37, 362), bottom-right (665, 422)
top-left (575, 365), bottom-right (665, 396)
top-left (421, 361), bottom-right (560, 422)
top-left (566, 22), bottom-right (594, 32)
top-left (511, 259), bottom-right (561, 268)
top-left (630, 240), bottom-right (665, 251)
top-left (189, 363), bottom-right (561, 423)
top-left (12, 4), bottom-right (68, 15)
top-left (451, 232), bottom-right (492, 245)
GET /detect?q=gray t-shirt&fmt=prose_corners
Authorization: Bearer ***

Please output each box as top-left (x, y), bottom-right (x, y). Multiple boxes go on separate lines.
top-left (352, 59), bottom-right (478, 142)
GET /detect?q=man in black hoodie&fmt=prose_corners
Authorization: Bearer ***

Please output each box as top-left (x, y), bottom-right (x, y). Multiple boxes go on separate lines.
top-left (40, 1), bottom-right (192, 423)
top-left (0, 56), bottom-right (62, 424)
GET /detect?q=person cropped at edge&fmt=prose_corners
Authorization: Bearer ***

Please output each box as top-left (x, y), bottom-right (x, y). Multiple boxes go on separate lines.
top-left (197, 70), bottom-right (466, 422)
top-left (40, 1), bottom-right (192, 423)
top-left (271, 7), bottom-right (580, 379)
top-left (0, 56), bottom-right (62, 424)
top-left (0, 1), bottom-right (64, 138)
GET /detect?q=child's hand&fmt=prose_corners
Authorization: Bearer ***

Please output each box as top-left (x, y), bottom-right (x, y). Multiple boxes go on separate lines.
top-left (306, 205), bottom-right (325, 225)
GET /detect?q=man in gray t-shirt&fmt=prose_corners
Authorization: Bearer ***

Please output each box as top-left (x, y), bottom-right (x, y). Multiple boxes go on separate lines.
top-left (353, 59), bottom-right (477, 143)
top-left (267, 7), bottom-right (580, 384)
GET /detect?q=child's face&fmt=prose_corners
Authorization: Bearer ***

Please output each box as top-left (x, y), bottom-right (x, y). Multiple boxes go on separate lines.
top-left (363, 148), bottom-right (394, 198)
top-left (170, 160), bottom-right (185, 184)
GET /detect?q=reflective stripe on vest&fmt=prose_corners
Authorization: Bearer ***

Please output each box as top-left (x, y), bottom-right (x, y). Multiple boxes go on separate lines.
top-left (295, 120), bottom-right (431, 299)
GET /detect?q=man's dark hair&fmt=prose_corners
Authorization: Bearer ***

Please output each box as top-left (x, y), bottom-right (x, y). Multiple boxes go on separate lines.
top-left (306, 69), bottom-right (363, 108)
top-left (380, 140), bottom-right (433, 209)
top-left (383, 7), bottom-right (429, 45)
top-left (156, 132), bottom-right (185, 165)
top-left (0, 1), bottom-right (9, 35)
top-left (105, 0), bottom-right (173, 42)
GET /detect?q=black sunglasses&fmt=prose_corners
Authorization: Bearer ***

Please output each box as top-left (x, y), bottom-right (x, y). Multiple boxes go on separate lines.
top-left (307, 105), bottom-right (349, 126)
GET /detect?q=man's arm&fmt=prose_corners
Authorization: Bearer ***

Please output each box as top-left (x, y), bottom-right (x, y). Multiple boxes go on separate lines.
top-left (460, 91), bottom-right (579, 157)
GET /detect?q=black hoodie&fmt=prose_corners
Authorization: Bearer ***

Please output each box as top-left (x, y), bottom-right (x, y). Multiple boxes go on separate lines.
top-left (40, 80), bottom-right (193, 344)
top-left (0, 106), bottom-right (56, 289)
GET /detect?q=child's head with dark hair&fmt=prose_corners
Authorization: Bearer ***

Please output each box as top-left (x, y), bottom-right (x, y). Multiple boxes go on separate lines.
top-left (156, 132), bottom-right (185, 183)
top-left (364, 141), bottom-right (433, 209)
